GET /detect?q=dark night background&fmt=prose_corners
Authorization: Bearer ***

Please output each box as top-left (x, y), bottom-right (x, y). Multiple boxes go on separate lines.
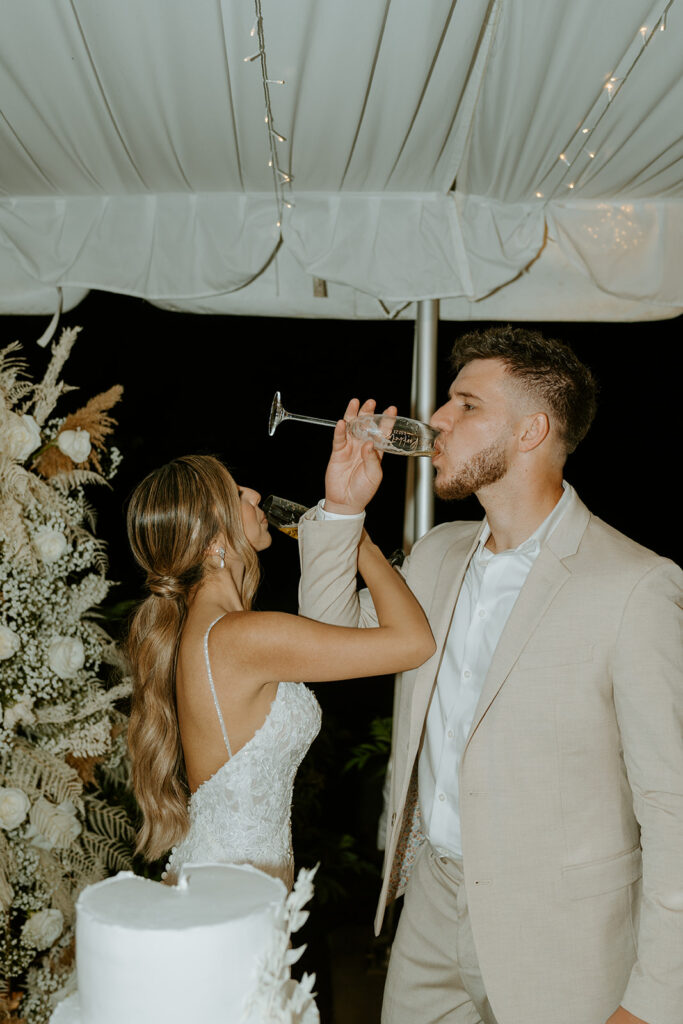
top-left (3, 294), bottom-right (681, 1017)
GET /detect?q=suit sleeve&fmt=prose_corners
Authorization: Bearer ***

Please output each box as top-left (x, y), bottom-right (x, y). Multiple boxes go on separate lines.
top-left (297, 507), bottom-right (382, 627)
top-left (614, 559), bottom-right (683, 1024)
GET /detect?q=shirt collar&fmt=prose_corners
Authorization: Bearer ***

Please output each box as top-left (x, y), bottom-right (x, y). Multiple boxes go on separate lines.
top-left (476, 481), bottom-right (575, 563)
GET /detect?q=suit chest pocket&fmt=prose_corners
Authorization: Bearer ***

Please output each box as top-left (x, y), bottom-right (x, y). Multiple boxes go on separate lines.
top-left (515, 643), bottom-right (593, 671)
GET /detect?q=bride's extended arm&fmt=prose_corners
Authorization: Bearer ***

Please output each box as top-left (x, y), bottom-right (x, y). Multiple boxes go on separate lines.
top-left (212, 534), bottom-right (434, 687)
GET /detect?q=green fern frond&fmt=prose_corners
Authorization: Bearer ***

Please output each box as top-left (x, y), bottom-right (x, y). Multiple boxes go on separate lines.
top-left (84, 797), bottom-right (136, 845)
top-left (80, 831), bottom-right (132, 873)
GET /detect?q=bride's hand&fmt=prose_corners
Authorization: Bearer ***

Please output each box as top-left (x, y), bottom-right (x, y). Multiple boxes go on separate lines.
top-left (323, 398), bottom-right (397, 515)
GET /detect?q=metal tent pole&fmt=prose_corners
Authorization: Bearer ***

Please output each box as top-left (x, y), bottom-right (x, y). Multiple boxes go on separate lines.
top-left (403, 300), bottom-right (439, 551)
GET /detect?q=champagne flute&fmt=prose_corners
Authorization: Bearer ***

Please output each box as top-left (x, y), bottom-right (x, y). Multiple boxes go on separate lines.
top-left (264, 494), bottom-right (406, 567)
top-left (268, 392), bottom-right (439, 456)
top-left (262, 495), bottom-right (309, 539)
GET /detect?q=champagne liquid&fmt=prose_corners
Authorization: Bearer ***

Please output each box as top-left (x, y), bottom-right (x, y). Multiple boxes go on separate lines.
top-left (277, 523), bottom-right (299, 539)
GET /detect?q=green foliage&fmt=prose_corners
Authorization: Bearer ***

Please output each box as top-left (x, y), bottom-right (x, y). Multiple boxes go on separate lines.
top-left (344, 715), bottom-right (392, 779)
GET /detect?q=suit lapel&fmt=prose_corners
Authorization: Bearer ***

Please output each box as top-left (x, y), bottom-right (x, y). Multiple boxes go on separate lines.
top-left (408, 524), bottom-right (483, 747)
top-left (465, 495), bottom-right (591, 749)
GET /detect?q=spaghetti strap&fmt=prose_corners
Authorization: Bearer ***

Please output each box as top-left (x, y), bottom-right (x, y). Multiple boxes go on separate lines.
top-left (203, 615), bottom-right (232, 758)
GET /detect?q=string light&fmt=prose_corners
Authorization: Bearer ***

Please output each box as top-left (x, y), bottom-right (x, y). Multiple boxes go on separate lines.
top-left (243, 0), bottom-right (294, 228)
top-left (532, 0), bottom-right (674, 201)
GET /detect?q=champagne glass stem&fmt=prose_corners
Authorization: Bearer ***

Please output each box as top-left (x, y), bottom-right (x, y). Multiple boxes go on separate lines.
top-left (284, 412), bottom-right (338, 428)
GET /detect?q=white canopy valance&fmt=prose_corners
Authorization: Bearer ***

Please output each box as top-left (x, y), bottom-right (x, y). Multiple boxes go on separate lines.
top-left (1, 0), bottom-right (681, 320)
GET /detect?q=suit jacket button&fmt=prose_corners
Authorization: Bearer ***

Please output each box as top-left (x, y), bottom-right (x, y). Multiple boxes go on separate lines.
top-left (391, 812), bottom-right (397, 826)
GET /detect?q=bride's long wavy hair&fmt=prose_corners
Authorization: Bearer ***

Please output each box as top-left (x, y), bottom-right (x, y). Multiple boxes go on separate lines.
top-left (126, 455), bottom-right (260, 861)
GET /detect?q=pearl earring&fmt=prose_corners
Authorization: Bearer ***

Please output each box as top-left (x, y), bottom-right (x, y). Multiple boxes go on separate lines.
top-left (218, 548), bottom-right (225, 569)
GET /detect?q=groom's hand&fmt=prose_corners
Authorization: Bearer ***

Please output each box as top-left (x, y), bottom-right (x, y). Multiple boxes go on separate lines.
top-left (323, 398), bottom-right (397, 515)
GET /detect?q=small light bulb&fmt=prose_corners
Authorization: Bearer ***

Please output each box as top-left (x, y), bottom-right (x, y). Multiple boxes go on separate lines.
top-left (266, 79), bottom-right (286, 85)
top-left (559, 153), bottom-right (570, 165)
top-left (588, 151), bottom-right (595, 159)
top-left (582, 127), bottom-right (590, 134)
top-left (535, 191), bottom-right (544, 198)
top-left (567, 182), bottom-right (575, 189)
top-left (660, 14), bottom-right (667, 30)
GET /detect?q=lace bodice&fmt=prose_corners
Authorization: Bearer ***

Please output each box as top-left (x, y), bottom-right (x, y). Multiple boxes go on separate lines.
top-left (166, 617), bottom-right (321, 890)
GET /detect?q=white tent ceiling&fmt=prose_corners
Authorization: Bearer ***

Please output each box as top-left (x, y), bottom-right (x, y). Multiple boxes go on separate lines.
top-left (1, 0), bottom-right (682, 322)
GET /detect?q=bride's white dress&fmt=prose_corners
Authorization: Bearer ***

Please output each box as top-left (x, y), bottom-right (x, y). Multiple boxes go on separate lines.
top-left (165, 615), bottom-right (322, 889)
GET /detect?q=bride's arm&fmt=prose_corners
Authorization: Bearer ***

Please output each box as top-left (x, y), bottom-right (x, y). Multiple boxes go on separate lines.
top-left (211, 531), bottom-right (434, 687)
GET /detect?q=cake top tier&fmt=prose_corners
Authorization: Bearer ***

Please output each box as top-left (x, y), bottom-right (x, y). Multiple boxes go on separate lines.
top-left (78, 862), bottom-right (286, 930)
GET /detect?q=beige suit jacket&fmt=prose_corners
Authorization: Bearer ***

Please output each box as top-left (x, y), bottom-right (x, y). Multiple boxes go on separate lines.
top-left (298, 495), bottom-right (683, 1024)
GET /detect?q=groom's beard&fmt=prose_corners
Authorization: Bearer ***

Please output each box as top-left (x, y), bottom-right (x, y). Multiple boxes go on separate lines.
top-left (434, 438), bottom-right (509, 502)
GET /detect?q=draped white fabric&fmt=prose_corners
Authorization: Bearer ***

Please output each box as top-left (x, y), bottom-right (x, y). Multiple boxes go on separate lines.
top-left (0, 0), bottom-right (681, 318)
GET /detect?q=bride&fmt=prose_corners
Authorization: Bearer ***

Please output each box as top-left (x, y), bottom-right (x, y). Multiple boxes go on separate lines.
top-left (125, 439), bottom-right (434, 888)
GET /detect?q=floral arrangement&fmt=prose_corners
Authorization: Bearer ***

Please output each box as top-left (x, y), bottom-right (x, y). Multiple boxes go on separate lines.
top-left (0, 328), bottom-right (134, 1023)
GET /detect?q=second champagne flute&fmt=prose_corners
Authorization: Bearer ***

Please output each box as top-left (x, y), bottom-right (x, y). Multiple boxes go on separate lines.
top-left (268, 392), bottom-right (439, 456)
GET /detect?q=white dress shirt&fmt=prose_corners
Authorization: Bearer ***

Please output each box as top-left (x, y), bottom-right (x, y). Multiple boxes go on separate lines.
top-left (316, 486), bottom-right (576, 857)
top-left (419, 482), bottom-right (576, 856)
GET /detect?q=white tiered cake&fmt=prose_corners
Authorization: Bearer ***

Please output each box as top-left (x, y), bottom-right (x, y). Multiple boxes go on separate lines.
top-left (50, 862), bottom-right (318, 1024)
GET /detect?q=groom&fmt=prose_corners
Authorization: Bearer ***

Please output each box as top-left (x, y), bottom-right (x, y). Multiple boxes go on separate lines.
top-left (298, 326), bottom-right (682, 1024)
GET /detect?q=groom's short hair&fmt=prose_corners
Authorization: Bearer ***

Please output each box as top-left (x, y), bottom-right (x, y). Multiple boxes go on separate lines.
top-left (450, 325), bottom-right (597, 454)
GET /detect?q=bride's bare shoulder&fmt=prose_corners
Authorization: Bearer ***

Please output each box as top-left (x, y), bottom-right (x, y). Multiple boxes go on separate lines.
top-left (209, 610), bottom-right (293, 655)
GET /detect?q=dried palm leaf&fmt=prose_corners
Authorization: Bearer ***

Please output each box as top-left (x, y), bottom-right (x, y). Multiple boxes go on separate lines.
top-left (1, 740), bottom-right (83, 809)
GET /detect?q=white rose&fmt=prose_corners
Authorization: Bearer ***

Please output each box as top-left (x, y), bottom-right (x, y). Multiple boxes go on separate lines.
top-left (3, 695), bottom-right (36, 730)
top-left (28, 797), bottom-right (82, 849)
top-left (0, 786), bottom-right (31, 830)
top-left (0, 624), bottom-right (20, 661)
top-left (57, 428), bottom-right (91, 463)
top-left (22, 908), bottom-right (64, 950)
top-left (33, 527), bottom-right (68, 563)
top-left (48, 636), bottom-right (85, 679)
top-left (2, 412), bottom-right (42, 462)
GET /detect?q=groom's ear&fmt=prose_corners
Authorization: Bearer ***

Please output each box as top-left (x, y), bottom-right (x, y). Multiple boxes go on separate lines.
top-left (518, 411), bottom-right (550, 452)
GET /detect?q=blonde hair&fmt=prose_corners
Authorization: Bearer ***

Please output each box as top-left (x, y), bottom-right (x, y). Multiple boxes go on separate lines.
top-left (126, 455), bottom-right (260, 861)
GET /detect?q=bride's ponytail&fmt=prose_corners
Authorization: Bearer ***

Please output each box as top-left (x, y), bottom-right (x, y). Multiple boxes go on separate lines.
top-left (126, 456), bottom-right (260, 861)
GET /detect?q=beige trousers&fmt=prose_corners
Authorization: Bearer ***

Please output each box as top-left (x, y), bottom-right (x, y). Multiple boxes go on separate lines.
top-left (382, 844), bottom-right (498, 1024)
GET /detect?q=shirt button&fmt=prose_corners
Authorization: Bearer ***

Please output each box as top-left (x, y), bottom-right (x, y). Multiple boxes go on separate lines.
top-left (464, 670), bottom-right (471, 679)
top-left (479, 609), bottom-right (486, 618)
top-left (438, 793), bottom-right (446, 802)
top-left (447, 729), bottom-right (454, 739)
